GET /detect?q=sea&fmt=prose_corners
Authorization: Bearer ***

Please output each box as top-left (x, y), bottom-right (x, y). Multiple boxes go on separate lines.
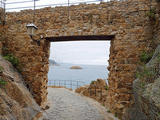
top-left (48, 63), bottom-right (108, 89)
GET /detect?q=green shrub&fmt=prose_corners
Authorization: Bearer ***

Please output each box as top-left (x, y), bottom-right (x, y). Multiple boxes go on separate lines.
top-left (140, 81), bottom-right (146, 90)
top-left (136, 66), bottom-right (156, 83)
top-left (91, 80), bottom-right (95, 84)
top-left (114, 112), bottom-right (118, 118)
top-left (3, 54), bottom-right (19, 67)
top-left (140, 51), bottom-right (153, 64)
top-left (136, 67), bottom-right (151, 79)
top-left (0, 78), bottom-right (7, 87)
top-left (105, 85), bottom-right (108, 90)
top-left (146, 8), bottom-right (156, 20)
top-left (0, 66), bottom-right (4, 73)
top-left (107, 110), bottom-right (111, 113)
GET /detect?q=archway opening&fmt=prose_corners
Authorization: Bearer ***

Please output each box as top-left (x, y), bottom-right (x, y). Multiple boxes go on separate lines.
top-left (48, 40), bottom-right (111, 89)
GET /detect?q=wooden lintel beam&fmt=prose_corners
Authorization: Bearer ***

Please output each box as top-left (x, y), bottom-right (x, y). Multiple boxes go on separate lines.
top-left (45, 35), bottom-right (115, 42)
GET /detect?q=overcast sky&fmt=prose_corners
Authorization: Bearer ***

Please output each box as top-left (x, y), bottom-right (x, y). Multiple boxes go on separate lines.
top-left (50, 41), bottom-right (110, 65)
top-left (6, 0), bottom-right (74, 10)
top-left (4, 0), bottom-right (109, 11)
top-left (3, 0), bottom-right (111, 65)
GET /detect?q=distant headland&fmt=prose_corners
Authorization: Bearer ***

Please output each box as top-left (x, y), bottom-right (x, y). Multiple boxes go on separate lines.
top-left (49, 59), bottom-right (60, 66)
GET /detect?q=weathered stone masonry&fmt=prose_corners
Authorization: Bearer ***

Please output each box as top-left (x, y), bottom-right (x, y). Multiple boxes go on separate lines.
top-left (2, 0), bottom-right (155, 116)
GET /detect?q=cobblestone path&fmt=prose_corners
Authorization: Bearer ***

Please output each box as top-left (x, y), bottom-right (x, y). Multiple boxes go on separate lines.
top-left (45, 88), bottom-right (118, 120)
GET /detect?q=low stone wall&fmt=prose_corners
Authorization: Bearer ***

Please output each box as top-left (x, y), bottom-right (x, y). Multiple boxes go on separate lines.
top-left (3, 31), bottom-right (50, 107)
top-left (76, 79), bottom-right (108, 105)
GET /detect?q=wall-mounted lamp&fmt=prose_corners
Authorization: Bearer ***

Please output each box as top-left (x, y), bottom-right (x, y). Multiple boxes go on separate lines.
top-left (26, 23), bottom-right (38, 37)
top-left (26, 0), bottom-right (41, 46)
top-left (26, 23), bottom-right (41, 46)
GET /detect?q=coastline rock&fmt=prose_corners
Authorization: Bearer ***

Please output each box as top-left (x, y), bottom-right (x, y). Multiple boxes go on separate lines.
top-left (0, 56), bottom-right (44, 120)
top-left (49, 59), bottom-right (59, 66)
top-left (75, 85), bottom-right (89, 94)
top-left (123, 45), bottom-right (160, 120)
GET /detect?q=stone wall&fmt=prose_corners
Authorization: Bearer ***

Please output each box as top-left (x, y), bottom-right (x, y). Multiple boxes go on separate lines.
top-left (122, 0), bottom-right (160, 119)
top-left (3, 30), bottom-right (50, 107)
top-left (3, 0), bottom-right (155, 117)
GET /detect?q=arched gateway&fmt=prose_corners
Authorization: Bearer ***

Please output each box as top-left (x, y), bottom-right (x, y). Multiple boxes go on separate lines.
top-left (3, 0), bottom-right (153, 116)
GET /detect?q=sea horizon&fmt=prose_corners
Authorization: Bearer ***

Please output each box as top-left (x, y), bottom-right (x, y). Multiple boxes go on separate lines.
top-left (48, 62), bottom-right (109, 89)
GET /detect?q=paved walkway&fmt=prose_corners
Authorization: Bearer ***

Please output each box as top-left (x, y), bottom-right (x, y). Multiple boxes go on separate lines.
top-left (45, 88), bottom-right (118, 120)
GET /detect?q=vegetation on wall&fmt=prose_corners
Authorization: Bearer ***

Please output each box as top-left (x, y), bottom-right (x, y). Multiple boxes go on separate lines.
top-left (91, 80), bottom-right (95, 84)
top-left (0, 78), bottom-right (7, 88)
top-left (3, 54), bottom-right (19, 68)
top-left (105, 85), bottom-right (108, 90)
top-left (0, 66), bottom-right (4, 73)
top-left (137, 51), bottom-right (160, 84)
top-left (136, 51), bottom-right (156, 83)
top-left (139, 51), bottom-right (153, 64)
top-left (136, 66), bottom-right (155, 82)
top-left (146, 8), bottom-right (156, 21)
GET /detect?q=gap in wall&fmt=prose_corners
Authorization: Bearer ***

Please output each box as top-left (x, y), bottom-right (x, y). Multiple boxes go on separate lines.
top-left (48, 41), bottom-right (110, 89)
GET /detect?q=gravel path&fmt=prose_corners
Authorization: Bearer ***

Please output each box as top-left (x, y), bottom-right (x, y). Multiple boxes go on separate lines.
top-left (45, 88), bottom-right (118, 120)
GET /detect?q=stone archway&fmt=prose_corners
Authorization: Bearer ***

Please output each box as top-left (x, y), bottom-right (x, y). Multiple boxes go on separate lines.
top-left (4, 0), bottom-right (153, 116)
